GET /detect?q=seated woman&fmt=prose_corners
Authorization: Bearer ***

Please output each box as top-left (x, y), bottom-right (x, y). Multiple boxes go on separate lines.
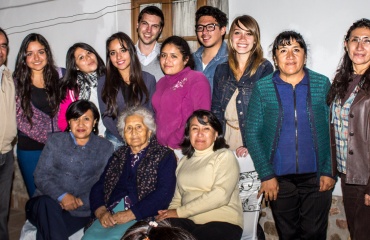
top-left (156, 110), bottom-right (243, 240)
top-left (83, 106), bottom-right (177, 240)
top-left (25, 100), bottom-right (114, 239)
top-left (121, 220), bottom-right (196, 240)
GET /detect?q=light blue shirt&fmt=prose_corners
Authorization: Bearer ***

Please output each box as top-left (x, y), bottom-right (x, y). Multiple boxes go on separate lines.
top-left (193, 41), bottom-right (228, 92)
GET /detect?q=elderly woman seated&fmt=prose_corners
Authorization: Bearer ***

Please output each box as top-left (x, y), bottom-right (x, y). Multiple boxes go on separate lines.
top-left (156, 110), bottom-right (243, 240)
top-left (25, 100), bottom-right (114, 239)
top-left (83, 106), bottom-right (177, 240)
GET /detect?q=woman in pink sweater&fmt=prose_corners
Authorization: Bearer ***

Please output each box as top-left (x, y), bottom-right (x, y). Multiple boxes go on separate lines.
top-left (152, 36), bottom-right (211, 157)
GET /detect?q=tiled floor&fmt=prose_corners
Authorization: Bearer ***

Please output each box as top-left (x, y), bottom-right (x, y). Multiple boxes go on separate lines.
top-left (8, 208), bottom-right (26, 240)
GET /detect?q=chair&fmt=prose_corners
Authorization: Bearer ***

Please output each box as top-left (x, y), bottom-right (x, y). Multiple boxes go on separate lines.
top-left (235, 153), bottom-right (263, 240)
top-left (20, 220), bottom-right (84, 240)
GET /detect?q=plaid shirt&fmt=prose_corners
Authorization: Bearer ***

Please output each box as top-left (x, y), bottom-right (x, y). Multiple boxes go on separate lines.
top-left (332, 86), bottom-right (360, 173)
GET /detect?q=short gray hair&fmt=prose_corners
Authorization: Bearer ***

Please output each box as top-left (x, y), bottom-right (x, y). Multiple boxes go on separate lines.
top-left (117, 106), bottom-right (156, 138)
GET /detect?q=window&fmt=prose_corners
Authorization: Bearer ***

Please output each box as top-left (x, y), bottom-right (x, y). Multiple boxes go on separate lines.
top-left (131, 0), bottom-right (228, 51)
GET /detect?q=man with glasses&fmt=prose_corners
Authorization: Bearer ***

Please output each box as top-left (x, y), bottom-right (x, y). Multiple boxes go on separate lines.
top-left (0, 27), bottom-right (17, 240)
top-left (193, 6), bottom-right (228, 92)
top-left (135, 5), bottom-right (165, 82)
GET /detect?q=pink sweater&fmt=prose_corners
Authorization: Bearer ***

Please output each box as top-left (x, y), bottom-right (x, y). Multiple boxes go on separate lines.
top-left (58, 90), bottom-right (76, 131)
top-left (152, 67), bottom-right (211, 149)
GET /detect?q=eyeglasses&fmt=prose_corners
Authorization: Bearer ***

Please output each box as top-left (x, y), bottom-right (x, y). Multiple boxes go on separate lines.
top-left (124, 125), bottom-right (145, 134)
top-left (347, 36), bottom-right (370, 46)
top-left (195, 23), bottom-right (220, 32)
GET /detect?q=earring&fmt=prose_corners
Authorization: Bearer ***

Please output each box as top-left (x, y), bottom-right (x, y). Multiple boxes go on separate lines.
top-left (69, 129), bottom-right (71, 132)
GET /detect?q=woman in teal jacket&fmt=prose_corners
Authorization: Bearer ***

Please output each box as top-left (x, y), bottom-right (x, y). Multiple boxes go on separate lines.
top-left (246, 31), bottom-right (335, 239)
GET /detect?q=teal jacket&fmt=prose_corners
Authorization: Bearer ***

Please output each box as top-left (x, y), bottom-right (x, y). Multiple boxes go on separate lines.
top-left (245, 68), bottom-right (333, 181)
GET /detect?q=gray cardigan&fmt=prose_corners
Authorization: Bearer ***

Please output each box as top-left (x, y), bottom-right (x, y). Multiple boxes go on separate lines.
top-left (33, 132), bottom-right (113, 217)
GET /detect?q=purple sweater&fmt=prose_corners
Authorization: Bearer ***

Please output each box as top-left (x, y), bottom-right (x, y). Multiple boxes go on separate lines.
top-left (152, 67), bottom-right (211, 149)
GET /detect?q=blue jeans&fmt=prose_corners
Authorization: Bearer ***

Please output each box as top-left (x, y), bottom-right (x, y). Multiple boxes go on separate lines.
top-left (17, 149), bottom-right (42, 197)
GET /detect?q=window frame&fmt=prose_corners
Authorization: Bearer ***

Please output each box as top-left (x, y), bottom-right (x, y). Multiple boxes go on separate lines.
top-left (131, 0), bottom-right (207, 43)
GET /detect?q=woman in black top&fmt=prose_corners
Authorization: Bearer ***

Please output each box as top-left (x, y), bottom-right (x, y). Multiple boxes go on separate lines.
top-left (13, 33), bottom-right (63, 197)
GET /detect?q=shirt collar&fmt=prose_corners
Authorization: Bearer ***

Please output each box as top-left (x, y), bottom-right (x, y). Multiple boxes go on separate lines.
top-left (135, 42), bottom-right (160, 66)
top-left (194, 41), bottom-right (228, 60)
top-left (135, 41), bottom-right (160, 56)
top-left (69, 131), bottom-right (90, 147)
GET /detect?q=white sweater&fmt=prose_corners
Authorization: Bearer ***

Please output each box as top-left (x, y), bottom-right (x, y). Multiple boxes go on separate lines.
top-left (169, 145), bottom-right (243, 228)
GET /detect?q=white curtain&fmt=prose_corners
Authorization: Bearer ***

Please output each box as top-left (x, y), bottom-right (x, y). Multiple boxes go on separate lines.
top-left (172, 0), bottom-right (197, 51)
top-left (171, 0), bottom-right (229, 52)
top-left (207, 0), bottom-right (229, 21)
top-left (140, 3), bottom-right (162, 11)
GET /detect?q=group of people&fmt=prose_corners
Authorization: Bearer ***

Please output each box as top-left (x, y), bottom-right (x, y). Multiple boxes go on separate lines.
top-left (0, 3), bottom-right (369, 240)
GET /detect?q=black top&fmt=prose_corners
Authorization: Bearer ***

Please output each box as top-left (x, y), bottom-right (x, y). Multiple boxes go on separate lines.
top-left (17, 86), bottom-right (53, 150)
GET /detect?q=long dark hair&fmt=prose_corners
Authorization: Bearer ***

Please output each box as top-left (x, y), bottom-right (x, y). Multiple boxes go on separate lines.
top-left (102, 32), bottom-right (149, 119)
top-left (327, 18), bottom-right (370, 105)
top-left (59, 42), bottom-right (105, 101)
top-left (13, 33), bottom-right (60, 124)
top-left (181, 109), bottom-right (228, 158)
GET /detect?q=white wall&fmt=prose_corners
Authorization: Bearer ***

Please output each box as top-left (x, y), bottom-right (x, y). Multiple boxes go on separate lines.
top-left (2, 0), bottom-right (369, 195)
top-left (229, 0), bottom-right (370, 79)
top-left (1, 0), bottom-right (131, 70)
top-left (3, 0), bottom-right (368, 79)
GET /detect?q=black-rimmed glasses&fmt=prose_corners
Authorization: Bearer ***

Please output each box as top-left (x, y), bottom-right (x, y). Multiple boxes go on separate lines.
top-left (195, 23), bottom-right (220, 32)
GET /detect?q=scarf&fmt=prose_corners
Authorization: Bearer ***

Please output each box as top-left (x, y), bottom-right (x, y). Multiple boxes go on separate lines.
top-left (77, 71), bottom-right (98, 100)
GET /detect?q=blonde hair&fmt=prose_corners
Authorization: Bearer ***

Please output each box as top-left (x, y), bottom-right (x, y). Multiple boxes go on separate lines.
top-left (228, 15), bottom-right (264, 77)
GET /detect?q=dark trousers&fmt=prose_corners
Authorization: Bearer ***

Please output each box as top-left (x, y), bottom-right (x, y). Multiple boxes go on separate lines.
top-left (26, 195), bottom-right (90, 240)
top-left (168, 218), bottom-right (242, 240)
top-left (341, 173), bottom-right (370, 240)
top-left (0, 150), bottom-right (14, 240)
top-left (270, 173), bottom-right (332, 240)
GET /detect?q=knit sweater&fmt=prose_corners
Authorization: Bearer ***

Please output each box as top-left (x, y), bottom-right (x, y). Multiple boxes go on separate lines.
top-left (245, 68), bottom-right (332, 181)
top-left (0, 66), bottom-right (16, 153)
top-left (169, 146), bottom-right (243, 228)
top-left (141, 57), bottom-right (164, 82)
top-left (152, 67), bottom-right (211, 149)
top-left (89, 136), bottom-right (177, 221)
top-left (33, 132), bottom-right (113, 217)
